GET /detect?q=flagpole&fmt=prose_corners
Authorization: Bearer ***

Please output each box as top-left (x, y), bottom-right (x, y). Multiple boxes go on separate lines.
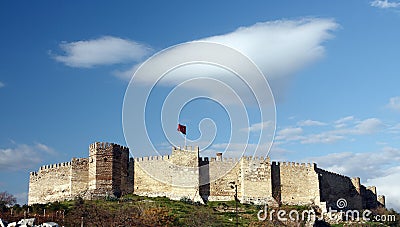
top-left (184, 134), bottom-right (187, 147)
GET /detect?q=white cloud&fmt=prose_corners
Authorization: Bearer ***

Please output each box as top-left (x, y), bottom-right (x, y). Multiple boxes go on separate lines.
top-left (297, 119), bottom-right (327, 126)
top-left (371, 0), bottom-right (400, 8)
top-left (387, 96), bottom-right (400, 111)
top-left (352, 118), bottom-right (385, 134)
top-left (334, 116), bottom-right (354, 128)
top-left (300, 133), bottom-right (344, 144)
top-left (52, 36), bottom-right (152, 68)
top-left (275, 127), bottom-right (304, 141)
top-left (0, 81), bottom-right (4, 88)
top-left (0, 143), bottom-right (56, 171)
top-left (367, 167), bottom-right (400, 211)
top-left (114, 64), bottom-right (141, 80)
top-left (243, 121), bottom-right (274, 132)
top-left (305, 146), bottom-right (400, 181)
top-left (118, 18), bottom-right (338, 102)
top-left (334, 116), bottom-right (354, 124)
top-left (305, 147), bottom-right (400, 211)
top-left (303, 118), bottom-right (384, 143)
top-left (276, 117), bottom-right (385, 144)
top-left (203, 18), bottom-right (337, 84)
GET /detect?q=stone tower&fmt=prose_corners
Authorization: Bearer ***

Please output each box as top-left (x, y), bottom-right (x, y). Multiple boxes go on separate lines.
top-left (88, 142), bottom-right (132, 198)
top-left (170, 146), bottom-right (203, 203)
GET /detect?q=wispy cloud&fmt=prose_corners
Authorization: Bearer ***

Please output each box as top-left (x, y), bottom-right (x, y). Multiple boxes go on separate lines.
top-left (275, 127), bottom-right (304, 141)
top-left (52, 36), bottom-right (152, 68)
top-left (243, 121), bottom-right (274, 133)
top-left (305, 146), bottom-right (400, 181)
top-left (334, 116), bottom-right (354, 124)
top-left (0, 143), bottom-right (56, 171)
top-left (387, 96), bottom-right (400, 111)
top-left (297, 119), bottom-right (326, 127)
top-left (300, 133), bottom-right (345, 144)
top-left (0, 81), bottom-right (5, 88)
top-left (371, 0), bottom-right (400, 8)
top-left (366, 167), bottom-right (400, 211)
top-left (276, 117), bottom-right (385, 144)
top-left (334, 115), bottom-right (354, 128)
top-left (303, 118), bottom-right (385, 144)
top-left (350, 118), bottom-right (385, 134)
top-left (304, 147), bottom-right (400, 211)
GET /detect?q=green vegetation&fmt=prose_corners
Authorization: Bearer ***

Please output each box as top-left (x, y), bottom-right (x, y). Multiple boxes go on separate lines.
top-left (0, 194), bottom-right (398, 226)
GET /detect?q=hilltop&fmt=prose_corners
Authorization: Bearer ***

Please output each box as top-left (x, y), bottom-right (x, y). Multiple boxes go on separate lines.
top-left (1, 195), bottom-right (399, 226)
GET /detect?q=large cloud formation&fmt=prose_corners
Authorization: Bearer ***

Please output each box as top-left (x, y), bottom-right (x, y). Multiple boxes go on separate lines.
top-left (115, 18), bottom-right (338, 101)
top-left (52, 18), bottom-right (338, 102)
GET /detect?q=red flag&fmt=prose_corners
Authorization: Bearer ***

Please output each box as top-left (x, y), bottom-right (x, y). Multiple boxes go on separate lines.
top-left (177, 124), bottom-right (186, 135)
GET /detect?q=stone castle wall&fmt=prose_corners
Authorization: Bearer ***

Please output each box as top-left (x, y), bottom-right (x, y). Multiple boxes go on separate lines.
top-left (275, 162), bottom-right (320, 206)
top-left (133, 156), bottom-right (173, 198)
top-left (316, 168), bottom-right (363, 210)
top-left (133, 147), bottom-right (202, 202)
top-left (28, 142), bottom-right (385, 211)
top-left (200, 156), bottom-right (242, 202)
top-left (28, 142), bottom-right (133, 205)
top-left (240, 157), bottom-right (274, 204)
top-left (28, 158), bottom-right (88, 205)
top-left (70, 158), bottom-right (89, 198)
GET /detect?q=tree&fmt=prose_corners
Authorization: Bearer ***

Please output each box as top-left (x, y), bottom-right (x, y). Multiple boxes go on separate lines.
top-left (0, 191), bottom-right (16, 207)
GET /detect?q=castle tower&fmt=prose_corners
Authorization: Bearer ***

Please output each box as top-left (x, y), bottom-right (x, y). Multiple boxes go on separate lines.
top-left (365, 186), bottom-right (378, 209)
top-left (378, 195), bottom-right (385, 207)
top-left (88, 142), bottom-right (130, 198)
top-left (170, 146), bottom-right (203, 203)
top-left (351, 177), bottom-right (361, 194)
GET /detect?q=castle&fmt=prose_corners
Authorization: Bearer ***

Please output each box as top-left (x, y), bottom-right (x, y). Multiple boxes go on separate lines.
top-left (28, 142), bottom-right (385, 211)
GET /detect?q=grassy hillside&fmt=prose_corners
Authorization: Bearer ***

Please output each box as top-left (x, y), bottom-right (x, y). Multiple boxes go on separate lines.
top-left (0, 195), bottom-right (398, 226)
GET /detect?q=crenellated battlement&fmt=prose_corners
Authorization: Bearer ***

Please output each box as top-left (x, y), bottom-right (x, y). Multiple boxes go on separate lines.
top-left (199, 156), bottom-right (240, 163)
top-left (316, 167), bottom-right (349, 179)
top-left (172, 146), bottom-right (199, 153)
top-left (38, 161), bottom-right (72, 171)
top-left (271, 161), bottom-right (315, 168)
top-left (132, 148), bottom-right (273, 165)
top-left (30, 158), bottom-right (90, 178)
top-left (72, 157), bottom-right (88, 163)
top-left (198, 155), bottom-right (270, 164)
top-left (134, 155), bottom-right (171, 162)
top-left (89, 142), bottom-right (129, 153)
top-left (28, 142), bottom-right (386, 210)
top-left (366, 186), bottom-right (377, 195)
top-left (242, 156), bottom-right (271, 162)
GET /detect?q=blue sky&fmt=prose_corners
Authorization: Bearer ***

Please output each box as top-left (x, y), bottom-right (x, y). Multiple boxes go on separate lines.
top-left (1, 1), bottom-right (400, 210)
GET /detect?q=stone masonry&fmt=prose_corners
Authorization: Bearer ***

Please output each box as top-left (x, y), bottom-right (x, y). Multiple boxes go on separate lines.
top-left (28, 142), bottom-right (133, 204)
top-left (28, 142), bottom-right (385, 211)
